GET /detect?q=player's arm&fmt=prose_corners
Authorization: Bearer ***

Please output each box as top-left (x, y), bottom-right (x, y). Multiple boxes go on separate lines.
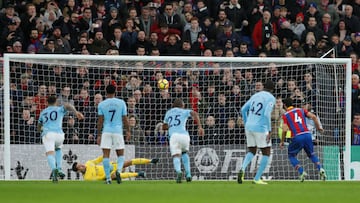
top-left (241, 102), bottom-right (250, 123)
top-left (306, 111), bottom-right (324, 133)
top-left (191, 110), bottom-right (204, 136)
top-left (123, 115), bottom-right (131, 141)
top-left (64, 103), bottom-right (84, 120)
top-left (96, 115), bottom-right (104, 145)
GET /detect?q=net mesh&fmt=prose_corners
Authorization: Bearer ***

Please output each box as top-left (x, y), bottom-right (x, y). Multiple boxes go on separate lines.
top-left (0, 56), bottom-right (347, 180)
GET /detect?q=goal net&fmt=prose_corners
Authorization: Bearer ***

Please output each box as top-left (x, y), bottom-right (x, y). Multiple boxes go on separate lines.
top-left (0, 54), bottom-right (352, 181)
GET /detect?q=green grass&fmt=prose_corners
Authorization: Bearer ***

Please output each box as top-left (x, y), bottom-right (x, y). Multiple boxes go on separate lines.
top-left (0, 180), bottom-right (359, 203)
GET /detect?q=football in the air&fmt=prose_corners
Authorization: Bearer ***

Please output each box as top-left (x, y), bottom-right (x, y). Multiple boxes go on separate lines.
top-left (158, 79), bottom-right (169, 90)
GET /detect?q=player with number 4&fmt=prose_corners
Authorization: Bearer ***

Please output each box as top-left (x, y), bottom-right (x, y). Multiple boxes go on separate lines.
top-left (238, 80), bottom-right (276, 185)
top-left (280, 98), bottom-right (326, 182)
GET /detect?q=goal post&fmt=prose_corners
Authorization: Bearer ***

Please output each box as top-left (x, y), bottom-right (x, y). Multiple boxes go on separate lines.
top-left (1, 54), bottom-right (352, 181)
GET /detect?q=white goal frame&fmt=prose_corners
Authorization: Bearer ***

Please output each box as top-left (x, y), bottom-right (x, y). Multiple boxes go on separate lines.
top-left (2, 54), bottom-right (352, 180)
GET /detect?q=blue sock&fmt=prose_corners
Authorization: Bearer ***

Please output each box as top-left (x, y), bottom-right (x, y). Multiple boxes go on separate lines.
top-left (55, 149), bottom-right (62, 171)
top-left (254, 155), bottom-right (269, 181)
top-left (47, 155), bottom-right (56, 170)
top-left (103, 158), bottom-right (111, 180)
top-left (117, 156), bottom-right (125, 172)
top-left (182, 153), bottom-right (191, 177)
top-left (173, 157), bottom-right (181, 173)
top-left (309, 154), bottom-right (321, 170)
top-left (241, 152), bottom-right (254, 171)
top-left (289, 155), bottom-right (303, 174)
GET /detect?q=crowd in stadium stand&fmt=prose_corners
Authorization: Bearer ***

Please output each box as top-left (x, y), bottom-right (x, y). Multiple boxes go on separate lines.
top-left (1, 0), bottom-right (360, 145)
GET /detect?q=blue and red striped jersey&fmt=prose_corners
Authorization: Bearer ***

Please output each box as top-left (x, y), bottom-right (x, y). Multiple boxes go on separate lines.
top-left (282, 107), bottom-right (309, 137)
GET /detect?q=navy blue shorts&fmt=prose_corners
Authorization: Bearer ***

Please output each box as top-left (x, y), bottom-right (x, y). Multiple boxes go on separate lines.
top-left (288, 133), bottom-right (314, 157)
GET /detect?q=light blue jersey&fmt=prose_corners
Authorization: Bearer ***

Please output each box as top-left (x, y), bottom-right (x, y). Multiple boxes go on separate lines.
top-left (241, 91), bottom-right (276, 133)
top-left (98, 98), bottom-right (127, 134)
top-left (38, 106), bottom-right (67, 137)
top-left (164, 108), bottom-right (192, 138)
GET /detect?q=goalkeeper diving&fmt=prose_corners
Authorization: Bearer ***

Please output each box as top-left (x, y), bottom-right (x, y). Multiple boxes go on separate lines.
top-left (72, 156), bottom-right (159, 181)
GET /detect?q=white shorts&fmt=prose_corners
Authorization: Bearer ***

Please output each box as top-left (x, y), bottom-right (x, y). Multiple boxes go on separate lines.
top-left (169, 133), bottom-right (190, 156)
top-left (42, 132), bottom-right (65, 152)
top-left (100, 132), bottom-right (125, 150)
top-left (245, 130), bottom-right (271, 148)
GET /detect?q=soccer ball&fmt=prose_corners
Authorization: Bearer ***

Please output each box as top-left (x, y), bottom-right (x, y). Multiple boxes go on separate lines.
top-left (158, 79), bottom-right (169, 90)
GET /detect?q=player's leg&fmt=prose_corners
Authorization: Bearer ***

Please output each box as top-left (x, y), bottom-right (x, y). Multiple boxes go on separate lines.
top-left (238, 131), bottom-right (256, 184)
top-left (42, 133), bottom-right (57, 183)
top-left (100, 133), bottom-right (112, 184)
top-left (253, 132), bottom-right (271, 184)
top-left (288, 136), bottom-right (306, 181)
top-left (115, 133), bottom-right (125, 184)
top-left (181, 135), bottom-right (191, 182)
top-left (170, 134), bottom-right (183, 183)
top-left (303, 133), bottom-right (326, 180)
top-left (54, 133), bottom-right (65, 178)
top-left (241, 131), bottom-right (257, 171)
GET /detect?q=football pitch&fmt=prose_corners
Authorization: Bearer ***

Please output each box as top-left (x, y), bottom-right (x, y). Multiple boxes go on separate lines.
top-left (0, 180), bottom-right (359, 203)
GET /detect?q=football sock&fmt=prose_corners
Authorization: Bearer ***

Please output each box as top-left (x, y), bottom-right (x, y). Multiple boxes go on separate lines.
top-left (103, 158), bottom-right (111, 180)
top-left (47, 154), bottom-right (56, 170)
top-left (241, 152), bottom-right (254, 171)
top-left (121, 172), bottom-right (139, 179)
top-left (182, 153), bottom-right (191, 177)
top-left (173, 157), bottom-right (181, 173)
top-left (289, 156), bottom-right (303, 174)
top-left (131, 158), bottom-right (151, 165)
top-left (55, 149), bottom-right (62, 170)
top-left (117, 156), bottom-right (125, 172)
top-left (254, 155), bottom-right (269, 181)
top-left (309, 155), bottom-right (321, 170)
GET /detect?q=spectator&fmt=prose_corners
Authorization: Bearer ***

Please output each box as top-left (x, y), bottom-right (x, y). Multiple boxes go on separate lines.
top-left (0, 19), bottom-right (25, 52)
top-left (48, 26), bottom-right (72, 53)
top-left (264, 35), bottom-right (283, 57)
top-left (63, 115), bottom-right (81, 144)
top-left (287, 37), bottom-right (306, 57)
top-left (352, 113), bottom-right (360, 145)
top-left (317, 0), bottom-right (339, 26)
top-left (319, 13), bottom-right (335, 38)
top-left (58, 85), bottom-right (75, 106)
top-left (15, 109), bottom-right (37, 144)
top-left (127, 114), bottom-right (145, 145)
top-left (224, 117), bottom-right (242, 144)
top-left (195, 0), bottom-right (210, 22)
top-left (352, 74), bottom-right (360, 118)
top-left (353, 32), bottom-right (360, 56)
top-left (121, 75), bottom-right (141, 100)
top-left (338, 35), bottom-right (354, 57)
top-left (202, 115), bottom-right (219, 145)
top-left (301, 16), bottom-right (324, 44)
top-left (158, 3), bottom-right (182, 33)
top-left (344, 5), bottom-right (360, 33)
top-left (88, 29), bottom-right (110, 54)
top-left (216, 20), bottom-right (242, 49)
top-left (225, 0), bottom-right (248, 37)
top-left (333, 19), bottom-right (350, 42)
top-left (271, 97), bottom-right (286, 143)
top-left (33, 84), bottom-right (47, 119)
top-left (163, 33), bottom-right (182, 56)
top-left (304, 2), bottom-right (321, 25)
top-left (291, 12), bottom-right (306, 40)
top-left (139, 5), bottom-right (154, 39)
top-left (252, 9), bottom-right (277, 53)
top-left (20, 3), bottom-right (37, 39)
